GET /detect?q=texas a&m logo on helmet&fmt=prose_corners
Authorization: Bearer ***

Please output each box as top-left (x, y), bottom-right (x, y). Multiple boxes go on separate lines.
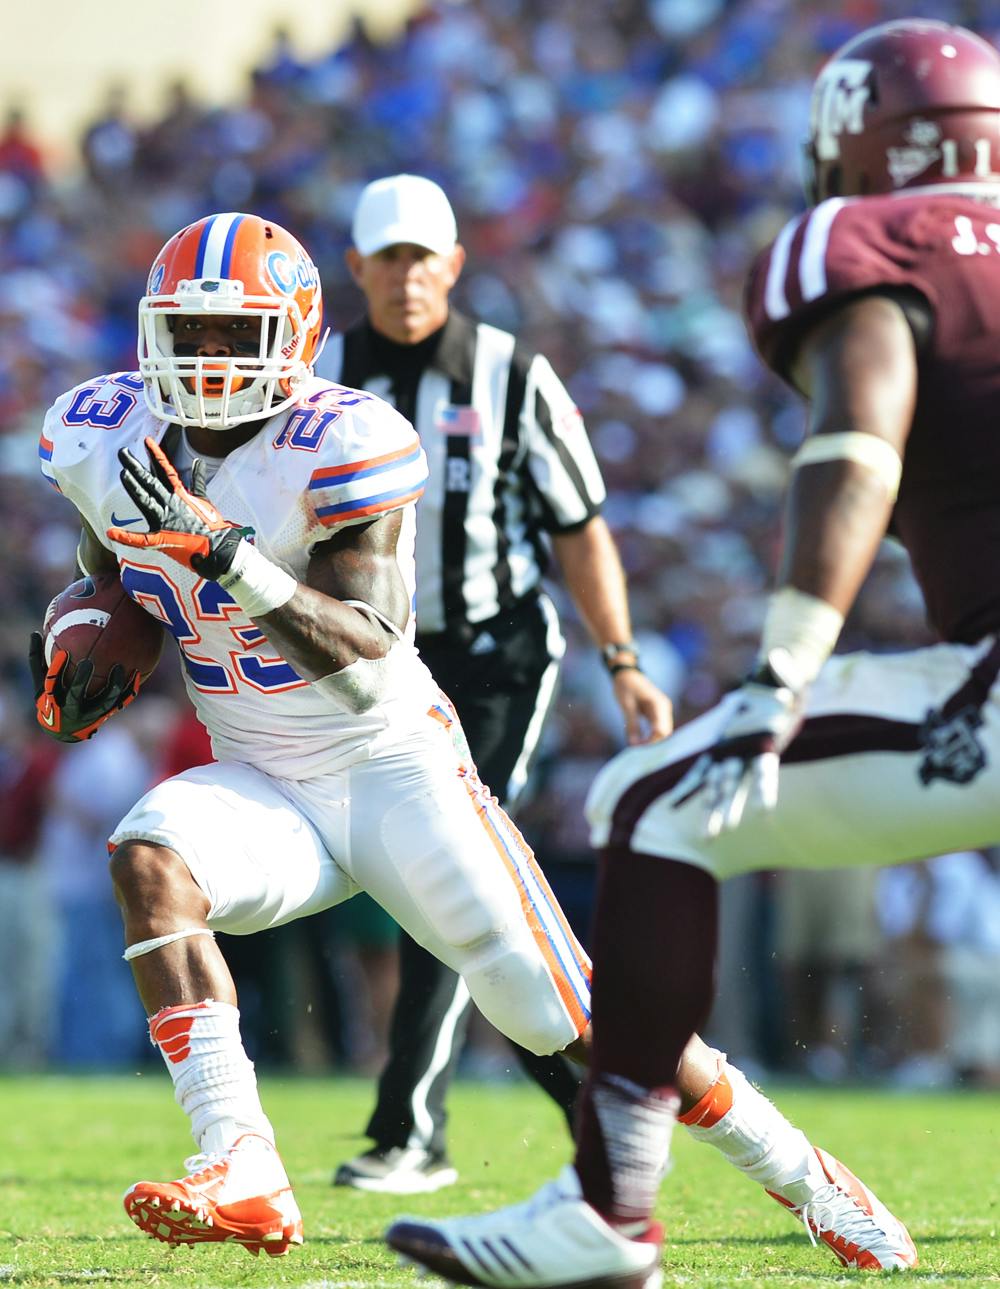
top-left (805, 20), bottom-right (1000, 204)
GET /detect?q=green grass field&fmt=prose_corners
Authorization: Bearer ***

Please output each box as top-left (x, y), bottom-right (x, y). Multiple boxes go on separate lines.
top-left (2, 1074), bottom-right (997, 1288)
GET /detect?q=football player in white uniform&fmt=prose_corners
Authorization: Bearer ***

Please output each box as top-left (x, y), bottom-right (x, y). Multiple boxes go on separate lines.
top-left (33, 212), bottom-right (913, 1265)
top-left (34, 212), bottom-right (595, 1257)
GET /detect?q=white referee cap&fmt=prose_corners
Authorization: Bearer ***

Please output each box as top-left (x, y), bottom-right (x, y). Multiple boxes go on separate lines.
top-left (352, 174), bottom-right (458, 257)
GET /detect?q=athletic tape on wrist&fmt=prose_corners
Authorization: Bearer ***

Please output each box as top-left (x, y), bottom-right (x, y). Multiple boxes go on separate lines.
top-left (123, 927), bottom-right (215, 961)
top-left (791, 432), bottom-right (902, 501)
top-left (217, 540), bottom-right (297, 618)
top-left (760, 587), bottom-right (844, 688)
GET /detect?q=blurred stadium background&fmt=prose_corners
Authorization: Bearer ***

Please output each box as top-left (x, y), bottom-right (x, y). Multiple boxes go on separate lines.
top-left (1, 0), bottom-right (998, 1090)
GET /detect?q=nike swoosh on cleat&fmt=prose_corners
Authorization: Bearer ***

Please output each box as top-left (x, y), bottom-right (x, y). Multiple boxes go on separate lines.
top-left (41, 708), bottom-right (55, 727)
top-left (110, 513), bottom-right (143, 527)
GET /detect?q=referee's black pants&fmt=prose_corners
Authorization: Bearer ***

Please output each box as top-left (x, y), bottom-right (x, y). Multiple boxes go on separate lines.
top-left (363, 595), bottom-right (583, 1158)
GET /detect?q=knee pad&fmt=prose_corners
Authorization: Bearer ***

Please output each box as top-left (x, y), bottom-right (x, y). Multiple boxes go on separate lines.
top-left (460, 930), bottom-right (579, 1057)
top-left (381, 799), bottom-right (524, 950)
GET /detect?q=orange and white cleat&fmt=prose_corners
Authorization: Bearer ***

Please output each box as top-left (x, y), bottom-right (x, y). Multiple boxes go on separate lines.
top-left (767, 1147), bottom-right (917, 1270)
top-left (123, 1133), bottom-right (303, 1258)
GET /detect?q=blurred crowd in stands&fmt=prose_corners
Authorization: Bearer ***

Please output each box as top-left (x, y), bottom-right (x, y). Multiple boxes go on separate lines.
top-left (1, 0), bottom-right (998, 1086)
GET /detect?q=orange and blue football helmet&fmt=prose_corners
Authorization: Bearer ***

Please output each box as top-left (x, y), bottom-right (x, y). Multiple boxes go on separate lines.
top-left (138, 212), bottom-right (324, 429)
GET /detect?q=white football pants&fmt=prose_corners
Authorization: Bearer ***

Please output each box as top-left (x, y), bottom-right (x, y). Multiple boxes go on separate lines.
top-left (111, 698), bottom-right (591, 1057)
top-left (588, 637), bottom-right (1000, 878)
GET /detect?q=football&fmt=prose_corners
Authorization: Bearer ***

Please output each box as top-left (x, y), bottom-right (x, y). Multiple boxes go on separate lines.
top-left (43, 572), bottom-right (165, 694)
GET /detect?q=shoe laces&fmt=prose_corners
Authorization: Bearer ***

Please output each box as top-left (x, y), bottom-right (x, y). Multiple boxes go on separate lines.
top-left (524, 1176), bottom-right (568, 1219)
top-left (797, 1182), bottom-right (884, 1256)
top-left (182, 1150), bottom-right (226, 1185)
top-left (486, 1172), bottom-right (574, 1229)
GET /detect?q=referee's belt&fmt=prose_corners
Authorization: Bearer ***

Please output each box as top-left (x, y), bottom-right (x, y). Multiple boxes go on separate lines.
top-left (416, 595), bottom-right (542, 649)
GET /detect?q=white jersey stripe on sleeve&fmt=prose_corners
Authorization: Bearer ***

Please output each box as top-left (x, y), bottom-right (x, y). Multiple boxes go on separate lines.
top-left (763, 214), bottom-right (803, 321)
top-left (311, 441), bottom-right (429, 528)
top-left (799, 198), bottom-right (847, 303)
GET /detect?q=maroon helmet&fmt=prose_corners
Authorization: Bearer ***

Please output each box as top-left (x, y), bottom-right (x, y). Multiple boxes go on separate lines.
top-left (805, 19), bottom-right (1000, 203)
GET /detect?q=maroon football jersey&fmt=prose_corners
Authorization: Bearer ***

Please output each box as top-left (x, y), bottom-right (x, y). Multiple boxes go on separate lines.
top-left (745, 191), bottom-right (1000, 645)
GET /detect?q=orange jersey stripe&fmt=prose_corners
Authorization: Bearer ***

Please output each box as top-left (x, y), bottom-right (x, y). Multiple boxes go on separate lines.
top-left (461, 775), bottom-right (590, 1035)
top-left (316, 488), bottom-right (425, 527)
top-left (497, 808), bottom-right (592, 987)
top-left (311, 439), bottom-right (420, 483)
top-left (430, 691), bottom-right (590, 1031)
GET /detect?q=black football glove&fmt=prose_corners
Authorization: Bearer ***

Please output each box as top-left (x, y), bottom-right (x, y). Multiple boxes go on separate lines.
top-left (108, 436), bottom-right (243, 580)
top-left (29, 631), bottom-right (140, 743)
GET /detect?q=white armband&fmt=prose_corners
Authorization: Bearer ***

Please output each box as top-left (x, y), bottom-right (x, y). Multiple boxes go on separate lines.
top-left (217, 541), bottom-right (297, 618)
top-left (760, 587), bottom-right (844, 689)
top-left (791, 432), bottom-right (903, 502)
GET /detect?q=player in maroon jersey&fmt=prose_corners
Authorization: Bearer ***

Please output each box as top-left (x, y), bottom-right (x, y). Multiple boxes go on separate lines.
top-left (385, 18), bottom-right (1000, 1285)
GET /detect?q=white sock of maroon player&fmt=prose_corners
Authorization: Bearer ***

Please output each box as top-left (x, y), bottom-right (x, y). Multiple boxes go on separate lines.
top-left (574, 849), bottom-right (718, 1231)
top-left (149, 999), bottom-right (274, 1156)
top-left (681, 1054), bottom-right (815, 1192)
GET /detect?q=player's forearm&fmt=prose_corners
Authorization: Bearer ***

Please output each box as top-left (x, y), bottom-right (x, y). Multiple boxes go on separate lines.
top-left (756, 460), bottom-right (894, 689)
top-left (778, 459), bottom-right (896, 617)
top-left (551, 517), bottom-right (634, 649)
top-left (764, 294), bottom-right (916, 686)
top-left (254, 582), bottom-right (396, 681)
top-left (219, 512), bottom-right (410, 682)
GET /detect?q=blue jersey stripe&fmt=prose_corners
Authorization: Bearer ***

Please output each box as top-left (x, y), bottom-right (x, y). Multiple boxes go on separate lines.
top-left (315, 481), bottom-right (423, 519)
top-left (480, 796), bottom-right (592, 1020)
top-left (308, 445), bottom-right (423, 489)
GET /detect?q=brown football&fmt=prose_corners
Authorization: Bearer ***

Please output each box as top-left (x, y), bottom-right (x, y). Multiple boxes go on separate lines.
top-left (43, 572), bottom-right (165, 694)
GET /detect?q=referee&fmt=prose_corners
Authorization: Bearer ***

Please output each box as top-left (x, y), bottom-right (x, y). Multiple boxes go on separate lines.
top-left (318, 174), bottom-right (672, 1194)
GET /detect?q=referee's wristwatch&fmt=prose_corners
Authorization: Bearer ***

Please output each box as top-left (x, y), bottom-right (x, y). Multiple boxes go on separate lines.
top-left (602, 639), bottom-right (641, 675)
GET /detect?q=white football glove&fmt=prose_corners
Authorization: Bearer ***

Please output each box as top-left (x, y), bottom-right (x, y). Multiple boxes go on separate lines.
top-left (672, 654), bottom-right (805, 839)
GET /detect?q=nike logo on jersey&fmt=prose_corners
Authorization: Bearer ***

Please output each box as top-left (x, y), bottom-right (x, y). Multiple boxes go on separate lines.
top-left (110, 513), bottom-right (143, 527)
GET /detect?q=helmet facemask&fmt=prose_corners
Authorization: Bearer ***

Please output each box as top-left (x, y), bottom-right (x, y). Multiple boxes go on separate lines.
top-left (138, 278), bottom-right (314, 430)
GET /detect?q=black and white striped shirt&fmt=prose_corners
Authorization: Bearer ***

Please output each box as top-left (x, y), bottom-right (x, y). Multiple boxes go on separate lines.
top-left (316, 310), bottom-right (606, 636)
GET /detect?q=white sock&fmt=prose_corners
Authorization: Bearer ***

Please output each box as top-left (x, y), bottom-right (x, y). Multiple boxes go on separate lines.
top-left (149, 999), bottom-right (274, 1155)
top-left (588, 1072), bottom-right (679, 1229)
top-left (683, 1054), bottom-right (813, 1191)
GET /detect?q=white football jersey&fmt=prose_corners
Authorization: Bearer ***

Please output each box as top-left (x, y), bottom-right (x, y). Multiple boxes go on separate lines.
top-left (40, 371), bottom-right (440, 777)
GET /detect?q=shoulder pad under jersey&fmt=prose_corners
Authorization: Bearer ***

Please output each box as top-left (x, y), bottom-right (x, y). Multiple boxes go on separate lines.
top-left (271, 377), bottom-right (428, 532)
top-left (39, 371), bottom-right (148, 492)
